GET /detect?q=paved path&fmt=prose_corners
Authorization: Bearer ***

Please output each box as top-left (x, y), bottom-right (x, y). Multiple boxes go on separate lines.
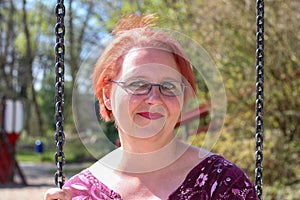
top-left (0, 162), bottom-right (89, 200)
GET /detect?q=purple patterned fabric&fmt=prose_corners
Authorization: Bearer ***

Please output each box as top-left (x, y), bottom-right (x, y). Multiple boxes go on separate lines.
top-left (63, 155), bottom-right (258, 200)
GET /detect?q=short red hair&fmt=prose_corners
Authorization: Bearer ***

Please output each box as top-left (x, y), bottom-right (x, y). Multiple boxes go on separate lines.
top-left (93, 14), bottom-right (196, 122)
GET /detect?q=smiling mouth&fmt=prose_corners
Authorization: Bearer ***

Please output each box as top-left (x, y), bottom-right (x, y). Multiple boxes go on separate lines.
top-left (138, 112), bottom-right (164, 120)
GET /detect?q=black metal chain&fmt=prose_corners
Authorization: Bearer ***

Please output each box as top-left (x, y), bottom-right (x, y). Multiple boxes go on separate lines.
top-left (255, 0), bottom-right (264, 199)
top-left (54, 0), bottom-right (66, 189)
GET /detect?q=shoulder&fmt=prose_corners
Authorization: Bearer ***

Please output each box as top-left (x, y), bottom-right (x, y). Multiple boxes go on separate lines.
top-left (184, 147), bottom-right (250, 181)
top-left (207, 155), bottom-right (258, 199)
top-left (198, 154), bottom-right (244, 175)
top-left (196, 154), bottom-right (258, 200)
top-left (63, 168), bottom-right (122, 199)
top-left (170, 154), bottom-right (258, 200)
top-left (181, 153), bottom-right (247, 182)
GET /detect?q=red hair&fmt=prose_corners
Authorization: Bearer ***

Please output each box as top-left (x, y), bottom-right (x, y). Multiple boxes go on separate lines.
top-left (93, 14), bottom-right (196, 122)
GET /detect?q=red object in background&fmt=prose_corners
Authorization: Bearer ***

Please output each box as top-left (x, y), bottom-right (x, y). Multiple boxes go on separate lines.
top-left (0, 133), bottom-right (20, 184)
top-left (0, 143), bottom-right (14, 184)
top-left (175, 105), bottom-right (210, 134)
top-left (5, 133), bottom-right (21, 147)
top-left (0, 98), bottom-right (23, 184)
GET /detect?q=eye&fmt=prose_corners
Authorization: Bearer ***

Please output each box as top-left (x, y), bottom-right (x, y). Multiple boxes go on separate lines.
top-left (125, 80), bottom-right (150, 93)
top-left (160, 81), bottom-right (184, 96)
top-left (161, 82), bottom-right (178, 91)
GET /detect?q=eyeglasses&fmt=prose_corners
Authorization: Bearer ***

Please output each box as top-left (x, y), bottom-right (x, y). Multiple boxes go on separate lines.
top-left (110, 79), bottom-right (187, 96)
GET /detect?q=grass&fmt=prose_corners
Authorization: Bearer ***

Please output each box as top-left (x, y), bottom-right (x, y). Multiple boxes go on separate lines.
top-left (15, 131), bottom-right (115, 164)
top-left (16, 149), bottom-right (55, 163)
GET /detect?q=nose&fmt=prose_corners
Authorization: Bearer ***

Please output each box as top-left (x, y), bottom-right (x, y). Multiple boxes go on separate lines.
top-left (145, 85), bottom-right (163, 104)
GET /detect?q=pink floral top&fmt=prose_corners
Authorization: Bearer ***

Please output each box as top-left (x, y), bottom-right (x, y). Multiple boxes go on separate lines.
top-left (63, 155), bottom-right (258, 200)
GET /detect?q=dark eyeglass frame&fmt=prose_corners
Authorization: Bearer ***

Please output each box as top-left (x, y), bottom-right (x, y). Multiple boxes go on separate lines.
top-left (110, 79), bottom-right (187, 97)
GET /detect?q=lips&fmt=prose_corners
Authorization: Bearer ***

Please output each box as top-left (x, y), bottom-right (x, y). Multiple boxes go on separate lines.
top-left (138, 112), bottom-right (164, 120)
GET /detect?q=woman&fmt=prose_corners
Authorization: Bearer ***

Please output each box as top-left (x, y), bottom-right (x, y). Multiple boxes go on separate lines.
top-left (44, 14), bottom-right (258, 200)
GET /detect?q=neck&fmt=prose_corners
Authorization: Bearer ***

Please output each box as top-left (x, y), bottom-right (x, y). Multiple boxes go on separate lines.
top-left (118, 129), bottom-right (175, 153)
top-left (100, 139), bottom-right (189, 173)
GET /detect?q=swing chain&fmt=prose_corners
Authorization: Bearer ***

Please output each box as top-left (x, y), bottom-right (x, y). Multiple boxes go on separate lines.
top-left (255, 0), bottom-right (264, 199)
top-left (54, 0), bottom-right (66, 189)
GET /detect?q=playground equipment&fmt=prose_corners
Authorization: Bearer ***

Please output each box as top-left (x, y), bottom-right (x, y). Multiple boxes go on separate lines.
top-left (0, 94), bottom-right (27, 185)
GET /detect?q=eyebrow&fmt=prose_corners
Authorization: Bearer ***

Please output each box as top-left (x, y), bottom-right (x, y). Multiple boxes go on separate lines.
top-left (123, 75), bottom-right (181, 82)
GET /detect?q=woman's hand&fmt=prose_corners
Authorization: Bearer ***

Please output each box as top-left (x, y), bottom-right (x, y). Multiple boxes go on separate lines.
top-left (44, 187), bottom-right (72, 200)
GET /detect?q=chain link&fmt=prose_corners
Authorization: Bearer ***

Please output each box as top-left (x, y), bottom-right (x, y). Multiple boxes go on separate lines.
top-left (54, 0), bottom-right (66, 189)
top-left (255, 0), bottom-right (264, 199)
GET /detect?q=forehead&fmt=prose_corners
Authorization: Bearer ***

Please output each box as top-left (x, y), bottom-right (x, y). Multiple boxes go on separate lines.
top-left (121, 48), bottom-right (180, 79)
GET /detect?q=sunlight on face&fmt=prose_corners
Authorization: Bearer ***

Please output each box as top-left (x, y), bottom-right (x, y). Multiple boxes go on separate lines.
top-left (111, 48), bottom-right (185, 139)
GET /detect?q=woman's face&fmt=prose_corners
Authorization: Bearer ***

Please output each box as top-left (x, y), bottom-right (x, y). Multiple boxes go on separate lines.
top-left (109, 48), bottom-right (185, 141)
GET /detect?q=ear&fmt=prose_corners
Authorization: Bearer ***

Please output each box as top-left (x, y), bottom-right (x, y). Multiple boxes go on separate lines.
top-left (103, 88), bottom-right (112, 110)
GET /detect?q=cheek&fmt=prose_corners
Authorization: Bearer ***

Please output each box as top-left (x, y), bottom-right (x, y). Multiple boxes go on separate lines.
top-left (170, 96), bottom-right (184, 110)
top-left (165, 97), bottom-right (184, 120)
top-left (111, 89), bottom-right (127, 117)
top-left (111, 91), bottom-right (142, 119)
top-left (128, 96), bottom-right (144, 108)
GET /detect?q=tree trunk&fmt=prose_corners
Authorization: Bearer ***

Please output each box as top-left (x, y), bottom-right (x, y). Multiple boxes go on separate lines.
top-left (22, 0), bottom-right (44, 135)
top-left (68, 0), bottom-right (94, 89)
top-left (0, 0), bottom-right (16, 96)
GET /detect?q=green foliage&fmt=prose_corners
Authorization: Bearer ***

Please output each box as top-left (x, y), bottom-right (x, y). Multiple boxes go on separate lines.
top-left (37, 72), bottom-right (73, 133)
top-left (263, 130), bottom-right (300, 186)
top-left (62, 134), bottom-right (97, 163)
top-left (36, 73), bottom-right (56, 132)
top-left (264, 182), bottom-right (300, 200)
